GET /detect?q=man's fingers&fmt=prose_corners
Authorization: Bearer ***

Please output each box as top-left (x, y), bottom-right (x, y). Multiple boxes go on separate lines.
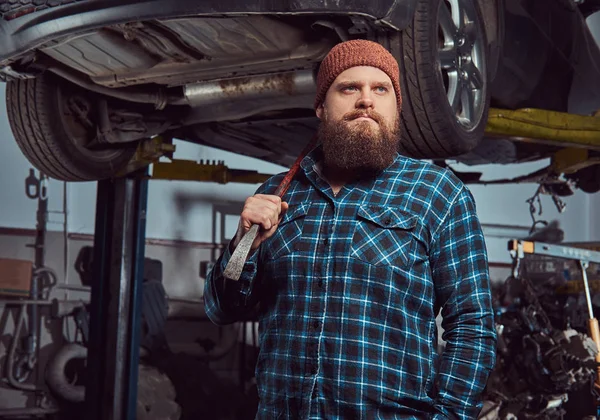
top-left (242, 195), bottom-right (286, 229)
top-left (254, 194), bottom-right (282, 206)
top-left (260, 212), bottom-right (275, 231)
top-left (257, 224), bottom-right (279, 245)
top-left (250, 221), bottom-right (280, 251)
top-left (280, 201), bottom-right (289, 217)
top-left (236, 195), bottom-right (288, 251)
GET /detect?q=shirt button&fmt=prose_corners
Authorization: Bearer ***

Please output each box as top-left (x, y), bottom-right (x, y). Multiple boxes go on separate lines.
top-left (323, 237), bottom-right (329, 246)
top-left (318, 279), bottom-right (324, 288)
top-left (313, 320), bottom-right (320, 329)
top-left (384, 218), bottom-right (391, 226)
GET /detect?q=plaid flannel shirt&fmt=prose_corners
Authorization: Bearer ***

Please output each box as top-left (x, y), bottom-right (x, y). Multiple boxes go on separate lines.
top-left (204, 147), bottom-right (497, 419)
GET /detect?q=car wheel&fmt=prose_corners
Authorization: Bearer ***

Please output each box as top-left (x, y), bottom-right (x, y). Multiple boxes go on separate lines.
top-left (399, 0), bottom-right (490, 159)
top-left (6, 72), bottom-right (137, 181)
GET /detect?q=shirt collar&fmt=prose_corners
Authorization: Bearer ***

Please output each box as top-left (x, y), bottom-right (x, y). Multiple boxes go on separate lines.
top-left (301, 144), bottom-right (404, 177)
top-left (301, 144), bottom-right (324, 174)
top-left (299, 143), bottom-right (405, 199)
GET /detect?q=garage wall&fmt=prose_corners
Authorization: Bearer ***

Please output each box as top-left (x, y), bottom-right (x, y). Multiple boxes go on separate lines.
top-left (590, 190), bottom-right (600, 242)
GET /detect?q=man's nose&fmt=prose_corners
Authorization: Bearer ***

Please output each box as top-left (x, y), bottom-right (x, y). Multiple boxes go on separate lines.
top-left (356, 90), bottom-right (374, 109)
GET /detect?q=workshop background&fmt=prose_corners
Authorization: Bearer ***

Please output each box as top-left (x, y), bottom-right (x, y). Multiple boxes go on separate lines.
top-left (0, 103), bottom-right (598, 419)
top-left (0, 12), bottom-right (598, 420)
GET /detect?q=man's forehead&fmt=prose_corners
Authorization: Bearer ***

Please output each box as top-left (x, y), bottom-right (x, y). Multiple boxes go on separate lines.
top-left (332, 66), bottom-right (392, 84)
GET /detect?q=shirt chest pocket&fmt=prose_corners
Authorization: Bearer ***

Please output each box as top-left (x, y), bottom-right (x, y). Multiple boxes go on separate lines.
top-left (351, 205), bottom-right (417, 267)
top-left (264, 203), bottom-right (309, 261)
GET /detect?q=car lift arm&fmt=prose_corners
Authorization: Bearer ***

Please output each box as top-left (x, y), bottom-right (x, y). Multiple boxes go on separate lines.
top-left (486, 108), bottom-right (600, 151)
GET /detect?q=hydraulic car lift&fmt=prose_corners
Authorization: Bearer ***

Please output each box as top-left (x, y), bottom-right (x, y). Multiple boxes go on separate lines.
top-left (85, 171), bottom-right (149, 420)
top-left (84, 107), bottom-right (600, 420)
top-left (474, 108), bottom-right (600, 188)
top-left (84, 143), bottom-right (274, 420)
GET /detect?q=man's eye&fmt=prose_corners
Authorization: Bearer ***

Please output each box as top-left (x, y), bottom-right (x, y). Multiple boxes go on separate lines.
top-left (375, 86), bottom-right (388, 93)
top-left (343, 86), bottom-right (358, 92)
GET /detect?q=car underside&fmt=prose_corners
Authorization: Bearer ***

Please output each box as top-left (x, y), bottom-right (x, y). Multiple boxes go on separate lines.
top-left (1, 0), bottom-right (599, 188)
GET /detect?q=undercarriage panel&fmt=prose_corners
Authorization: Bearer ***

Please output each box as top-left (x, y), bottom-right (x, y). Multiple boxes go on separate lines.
top-left (41, 16), bottom-right (339, 87)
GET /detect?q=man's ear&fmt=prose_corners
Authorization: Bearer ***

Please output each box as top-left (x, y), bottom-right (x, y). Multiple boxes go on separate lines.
top-left (316, 104), bottom-right (324, 120)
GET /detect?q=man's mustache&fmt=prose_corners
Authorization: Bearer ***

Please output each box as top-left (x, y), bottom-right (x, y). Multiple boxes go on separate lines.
top-left (342, 109), bottom-right (383, 124)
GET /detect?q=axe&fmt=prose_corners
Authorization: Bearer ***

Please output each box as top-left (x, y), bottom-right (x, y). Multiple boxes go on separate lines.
top-left (223, 135), bottom-right (318, 281)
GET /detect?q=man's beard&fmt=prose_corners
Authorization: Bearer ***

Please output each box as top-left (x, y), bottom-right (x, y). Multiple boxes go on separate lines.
top-left (318, 109), bottom-right (400, 175)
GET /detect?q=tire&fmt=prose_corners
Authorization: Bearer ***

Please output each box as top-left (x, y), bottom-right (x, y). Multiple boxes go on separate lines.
top-left (398, 0), bottom-right (491, 159)
top-left (0, 1), bottom-right (81, 20)
top-left (6, 72), bottom-right (137, 181)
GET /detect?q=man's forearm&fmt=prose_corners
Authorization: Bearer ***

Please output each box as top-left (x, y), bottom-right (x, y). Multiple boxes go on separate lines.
top-left (429, 186), bottom-right (497, 419)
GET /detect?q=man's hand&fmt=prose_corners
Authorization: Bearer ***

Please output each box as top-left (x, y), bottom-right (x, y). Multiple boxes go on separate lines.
top-left (232, 194), bottom-right (289, 251)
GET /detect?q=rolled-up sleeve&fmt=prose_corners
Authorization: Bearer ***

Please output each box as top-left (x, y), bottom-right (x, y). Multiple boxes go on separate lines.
top-left (430, 186), bottom-right (497, 419)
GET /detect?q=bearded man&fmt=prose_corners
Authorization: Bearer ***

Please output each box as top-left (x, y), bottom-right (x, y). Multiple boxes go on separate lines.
top-left (204, 39), bottom-right (497, 419)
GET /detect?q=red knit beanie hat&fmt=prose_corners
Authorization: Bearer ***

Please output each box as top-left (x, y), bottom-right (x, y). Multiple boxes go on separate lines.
top-left (314, 39), bottom-right (402, 109)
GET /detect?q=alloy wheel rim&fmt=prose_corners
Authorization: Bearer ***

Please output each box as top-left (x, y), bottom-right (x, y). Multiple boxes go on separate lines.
top-left (437, 0), bottom-right (486, 129)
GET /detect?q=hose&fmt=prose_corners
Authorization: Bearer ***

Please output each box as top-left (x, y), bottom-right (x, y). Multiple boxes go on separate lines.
top-left (45, 342), bottom-right (87, 403)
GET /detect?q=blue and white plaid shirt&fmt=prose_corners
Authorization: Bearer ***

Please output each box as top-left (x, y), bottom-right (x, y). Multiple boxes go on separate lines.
top-left (205, 147), bottom-right (497, 419)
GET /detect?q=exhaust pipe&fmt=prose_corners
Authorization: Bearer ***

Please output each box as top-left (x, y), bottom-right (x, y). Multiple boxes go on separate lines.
top-left (51, 64), bottom-right (317, 119)
top-left (182, 70), bottom-right (316, 107)
top-left (179, 70), bottom-right (317, 123)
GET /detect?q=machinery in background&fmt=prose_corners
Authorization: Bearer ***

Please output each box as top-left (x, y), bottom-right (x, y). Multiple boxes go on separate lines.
top-left (39, 244), bottom-right (252, 420)
top-left (0, 171), bottom-right (193, 419)
top-left (480, 239), bottom-right (600, 419)
top-left (0, 165), bottom-right (264, 420)
top-left (45, 250), bottom-right (184, 420)
top-left (0, 169), bottom-right (62, 418)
